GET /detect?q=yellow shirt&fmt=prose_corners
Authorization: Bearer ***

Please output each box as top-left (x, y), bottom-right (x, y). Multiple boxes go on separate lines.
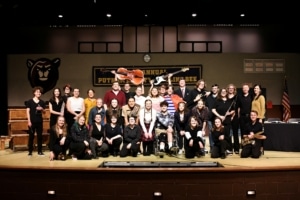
top-left (84, 98), bottom-right (96, 123)
top-left (251, 95), bottom-right (266, 119)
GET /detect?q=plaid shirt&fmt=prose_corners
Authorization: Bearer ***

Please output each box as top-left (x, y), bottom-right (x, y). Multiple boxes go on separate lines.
top-left (156, 111), bottom-right (174, 129)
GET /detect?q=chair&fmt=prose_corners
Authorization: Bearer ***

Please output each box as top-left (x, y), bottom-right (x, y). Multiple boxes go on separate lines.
top-left (287, 118), bottom-right (300, 123)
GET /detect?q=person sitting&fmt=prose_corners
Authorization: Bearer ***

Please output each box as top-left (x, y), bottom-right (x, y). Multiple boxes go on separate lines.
top-left (49, 116), bottom-right (69, 161)
top-left (120, 116), bottom-right (141, 157)
top-left (88, 113), bottom-right (109, 158)
top-left (155, 101), bottom-right (176, 155)
top-left (184, 116), bottom-right (206, 158)
top-left (240, 110), bottom-right (266, 158)
top-left (69, 115), bottom-right (92, 160)
top-left (210, 117), bottom-right (229, 159)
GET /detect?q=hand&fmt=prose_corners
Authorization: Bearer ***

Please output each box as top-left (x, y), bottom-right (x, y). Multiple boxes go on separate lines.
top-left (189, 139), bottom-right (193, 147)
top-left (126, 143), bottom-right (132, 149)
top-left (49, 152), bottom-right (55, 161)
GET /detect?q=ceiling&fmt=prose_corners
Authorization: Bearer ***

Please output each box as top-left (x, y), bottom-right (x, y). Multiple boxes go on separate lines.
top-left (0, 0), bottom-right (297, 26)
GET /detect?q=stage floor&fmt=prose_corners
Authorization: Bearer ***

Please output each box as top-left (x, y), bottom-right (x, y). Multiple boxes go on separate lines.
top-left (1, 147), bottom-right (300, 171)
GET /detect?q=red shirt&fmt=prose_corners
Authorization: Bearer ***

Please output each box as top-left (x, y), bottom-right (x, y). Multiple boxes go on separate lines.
top-left (103, 90), bottom-right (126, 107)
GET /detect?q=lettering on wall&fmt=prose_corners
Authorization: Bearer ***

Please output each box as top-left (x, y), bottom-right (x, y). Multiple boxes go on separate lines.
top-left (27, 58), bottom-right (60, 93)
top-left (93, 65), bottom-right (202, 86)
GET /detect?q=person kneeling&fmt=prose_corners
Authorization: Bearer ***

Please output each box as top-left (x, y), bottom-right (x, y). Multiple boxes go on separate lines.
top-left (184, 116), bottom-right (206, 158)
top-left (120, 116), bottom-right (141, 157)
top-left (240, 110), bottom-right (266, 159)
top-left (210, 117), bottom-right (229, 159)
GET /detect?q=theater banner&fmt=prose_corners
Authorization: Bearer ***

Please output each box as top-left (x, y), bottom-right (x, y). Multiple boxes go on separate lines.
top-left (92, 65), bottom-right (202, 86)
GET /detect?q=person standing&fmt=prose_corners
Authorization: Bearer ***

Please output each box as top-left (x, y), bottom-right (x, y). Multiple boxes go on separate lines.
top-left (62, 84), bottom-right (72, 134)
top-left (48, 87), bottom-right (65, 128)
top-left (227, 83), bottom-right (239, 154)
top-left (139, 99), bottom-right (157, 156)
top-left (84, 89), bottom-right (96, 125)
top-left (205, 84), bottom-right (219, 153)
top-left (66, 88), bottom-right (85, 132)
top-left (174, 77), bottom-right (191, 103)
top-left (237, 83), bottom-right (253, 149)
top-left (26, 86), bottom-right (46, 156)
top-left (187, 79), bottom-right (210, 110)
top-left (103, 81), bottom-right (126, 109)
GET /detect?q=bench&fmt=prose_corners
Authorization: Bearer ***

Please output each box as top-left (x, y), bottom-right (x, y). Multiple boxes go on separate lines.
top-left (8, 107), bottom-right (50, 151)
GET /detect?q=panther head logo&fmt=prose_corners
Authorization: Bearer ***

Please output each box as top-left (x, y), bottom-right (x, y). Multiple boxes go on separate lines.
top-left (27, 58), bottom-right (60, 94)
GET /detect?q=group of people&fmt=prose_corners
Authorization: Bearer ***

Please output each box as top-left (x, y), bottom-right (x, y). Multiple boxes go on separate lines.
top-left (25, 74), bottom-right (266, 160)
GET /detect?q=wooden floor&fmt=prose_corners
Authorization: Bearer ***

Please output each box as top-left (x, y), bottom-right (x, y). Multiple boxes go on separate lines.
top-left (1, 143), bottom-right (300, 171)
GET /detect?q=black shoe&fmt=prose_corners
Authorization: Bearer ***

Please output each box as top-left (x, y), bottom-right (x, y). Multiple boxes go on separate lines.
top-left (113, 152), bottom-right (118, 157)
top-left (38, 152), bottom-right (45, 156)
top-left (28, 152), bottom-right (32, 156)
top-left (221, 154), bottom-right (226, 159)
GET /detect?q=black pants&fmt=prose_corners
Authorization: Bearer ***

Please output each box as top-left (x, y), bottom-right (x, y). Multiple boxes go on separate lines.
top-left (240, 139), bottom-right (262, 158)
top-left (28, 122), bottom-right (43, 153)
top-left (231, 115), bottom-right (240, 151)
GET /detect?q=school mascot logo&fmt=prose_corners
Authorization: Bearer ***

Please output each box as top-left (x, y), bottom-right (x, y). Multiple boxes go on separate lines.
top-left (27, 58), bottom-right (60, 94)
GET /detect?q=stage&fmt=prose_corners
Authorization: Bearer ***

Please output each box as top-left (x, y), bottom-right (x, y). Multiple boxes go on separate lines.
top-left (1, 145), bottom-right (300, 199)
top-left (1, 148), bottom-right (300, 171)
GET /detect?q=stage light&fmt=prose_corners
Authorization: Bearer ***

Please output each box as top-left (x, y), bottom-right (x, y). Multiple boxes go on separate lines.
top-left (47, 190), bottom-right (56, 198)
top-left (246, 190), bottom-right (256, 197)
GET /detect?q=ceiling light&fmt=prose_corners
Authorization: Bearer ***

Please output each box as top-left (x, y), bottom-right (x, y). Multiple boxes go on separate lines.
top-left (58, 14), bottom-right (63, 18)
top-left (106, 13), bottom-right (111, 18)
top-left (192, 13), bottom-right (197, 17)
top-left (240, 13), bottom-right (245, 17)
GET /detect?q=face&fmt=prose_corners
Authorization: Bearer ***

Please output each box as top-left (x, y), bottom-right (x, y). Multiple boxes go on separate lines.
top-left (94, 114), bottom-right (101, 123)
top-left (73, 89), bottom-right (80, 97)
top-left (88, 90), bottom-right (95, 98)
top-left (151, 88), bottom-right (158, 96)
top-left (96, 99), bottom-right (103, 107)
top-left (214, 118), bottom-right (222, 128)
top-left (136, 87), bottom-right (142, 96)
top-left (179, 79), bottom-right (186, 87)
top-left (198, 81), bottom-right (205, 89)
top-left (190, 117), bottom-right (198, 127)
top-left (160, 87), bottom-right (166, 94)
top-left (254, 85), bottom-right (261, 95)
top-left (220, 89), bottom-right (227, 97)
top-left (54, 89), bottom-right (60, 97)
top-left (78, 116), bottom-right (85, 125)
top-left (250, 111), bottom-right (258, 122)
top-left (111, 116), bottom-right (117, 123)
top-left (124, 84), bottom-right (130, 91)
top-left (64, 87), bottom-right (70, 94)
top-left (167, 86), bottom-right (173, 95)
top-left (178, 102), bottom-right (185, 111)
top-left (129, 117), bottom-right (135, 125)
top-left (228, 85), bottom-right (235, 94)
top-left (112, 82), bottom-right (120, 91)
top-left (111, 99), bottom-right (118, 108)
top-left (145, 100), bottom-right (152, 110)
top-left (197, 100), bottom-right (204, 109)
top-left (34, 89), bottom-right (42, 98)
top-left (57, 116), bottom-right (65, 127)
top-left (161, 105), bottom-right (168, 112)
top-left (211, 86), bottom-right (219, 94)
top-left (128, 98), bottom-right (135, 107)
top-left (242, 84), bottom-right (249, 94)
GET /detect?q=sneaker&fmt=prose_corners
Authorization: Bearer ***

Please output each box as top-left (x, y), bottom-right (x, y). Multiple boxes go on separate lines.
top-left (178, 149), bottom-right (183, 155)
top-left (226, 150), bottom-right (233, 155)
top-left (72, 155), bottom-right (77, 160)
top-left (38, 152), bottom-right (45, 156)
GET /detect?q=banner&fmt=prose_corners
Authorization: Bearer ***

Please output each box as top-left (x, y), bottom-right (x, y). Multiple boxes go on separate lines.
top-left (92, 65), bottom-right (202, 87)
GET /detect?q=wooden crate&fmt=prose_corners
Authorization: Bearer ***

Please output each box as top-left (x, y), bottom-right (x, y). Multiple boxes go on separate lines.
top-left (8, 107), bottom-right (50, 151)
